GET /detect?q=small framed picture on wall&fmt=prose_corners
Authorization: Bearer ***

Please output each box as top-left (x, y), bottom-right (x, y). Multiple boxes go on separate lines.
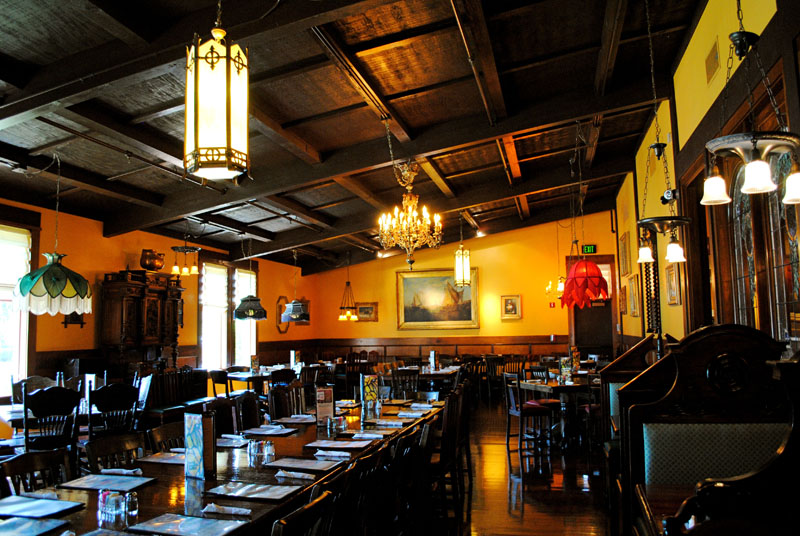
top-left (500, 295), bottom-right (521, 320)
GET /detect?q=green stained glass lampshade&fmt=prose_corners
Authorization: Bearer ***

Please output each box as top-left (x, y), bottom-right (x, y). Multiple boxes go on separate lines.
top-left (16, 252), bottom-right (92, 315)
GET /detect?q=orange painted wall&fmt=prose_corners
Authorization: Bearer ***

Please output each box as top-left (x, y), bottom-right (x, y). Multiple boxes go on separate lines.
top-left (299, 211), bottom-right (617, 340)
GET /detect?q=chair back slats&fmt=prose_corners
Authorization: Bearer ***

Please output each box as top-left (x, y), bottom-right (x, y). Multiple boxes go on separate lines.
top-left (88, 382), bottom-right (139, 439)
top-left (148, 421), bottom-right (185, 453)
top-left (234, 391), bottom-right (261, 432)
top-left (85, 432), bottom-right (146, 473)
top-left (11, 376), bottom-right (56, 404)
top-left (0, 448), bottom-right (71, 497)
top-left (202, 398), bottom-right (237, 436)
top-left (23, 386), bottom-right (82, 452)
top-left (503, 372), bottom-right (522, 415)
top-left (390, 369), bottom-right (420, 400)
top-left (269, 369), bottom-right (297, 389)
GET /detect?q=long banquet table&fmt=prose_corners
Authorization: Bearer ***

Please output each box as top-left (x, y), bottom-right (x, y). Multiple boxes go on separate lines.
top-left (0, 403), bottom-right (440, 535)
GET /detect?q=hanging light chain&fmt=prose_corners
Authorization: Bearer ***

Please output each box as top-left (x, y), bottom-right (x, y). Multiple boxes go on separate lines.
top-left (753, 49), bottom-right (786, 130)
top-left (642, 146), bottom-right (651, 220)
top-left (54, 154), bottom-right (61, 253)
top-left (644, 0), bottom-right (662, 141)
top-left (216, 0), bottom-right (223, 28)
top-left (720, 43), bottom-right (735, 134)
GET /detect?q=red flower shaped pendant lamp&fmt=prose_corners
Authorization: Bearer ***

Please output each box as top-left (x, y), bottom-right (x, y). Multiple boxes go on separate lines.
top-left (560, 260), bottom-right (609, 309)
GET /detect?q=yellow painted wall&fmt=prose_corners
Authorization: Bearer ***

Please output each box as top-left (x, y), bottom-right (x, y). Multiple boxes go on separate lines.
top-left (254, 256), bottom-right (316, 342)
top-left (301, 211), bottom-right (617, 339)
top-left (673, 0), bottom-right (776, 148)
top-left (615, 172), bottom-right (643, 339)
top-left (634, 102), bottom-right (685, 339)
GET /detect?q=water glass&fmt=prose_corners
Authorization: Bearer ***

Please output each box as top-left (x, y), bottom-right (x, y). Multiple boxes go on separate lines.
top-left (247, 439), bottom-right (265, 467)
top-left (126, 491), bottom-right (138, 518)
top-left (97, 489), bottom-right (110, 521)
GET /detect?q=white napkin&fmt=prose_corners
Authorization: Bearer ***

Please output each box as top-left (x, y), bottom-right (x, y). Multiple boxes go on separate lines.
top-left (375, 419), bottom-right (404, 427)
top-left (170, 447), bottom-right (186, 453)
top-left (314, 450), bottom-right (351, 458)
top-left (100, 468), bottom-right (142, 476)
top-left (290, 414), bottom-right (314, 420)
top-left (260, 423), bottom-right (284, 429)
top-left (202, 503), bottom-right (251, 516)
top-left (221, 433), bottom-right (245, 440)
top-left (397, 411), bottom-right (424, 418)
top-left (21, 489), bottom-right (59, 500)
top-left (275, 469), bottom-right (315, 480)
top-left (410, 403), bottom-right (433, 410)
top-left (352, 433), bottom-right (383, 440)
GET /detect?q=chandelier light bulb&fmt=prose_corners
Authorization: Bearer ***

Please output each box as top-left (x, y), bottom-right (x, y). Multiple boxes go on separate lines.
top-left (181, 265), bottom-right (190, 276)
top-left (172, 263), bottom-right (180, 275)
top-left (637, 244), bottom-right (654, 264)
top-left (190, 264), bottom-right (199, 275)
top-left (700, 168), bottom-right (732, 205)
top-left (665, 234), bottom-right (686, 263)
top-left (741, 157), bottom-right (776, 194)
top-left (782, 166), bottom-right (800, 204)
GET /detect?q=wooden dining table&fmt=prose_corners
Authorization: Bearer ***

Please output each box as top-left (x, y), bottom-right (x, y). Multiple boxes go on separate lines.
top-left (518, 375), bottom-right (592, 449)
top-left (1, 403), bottom-right (439, 535)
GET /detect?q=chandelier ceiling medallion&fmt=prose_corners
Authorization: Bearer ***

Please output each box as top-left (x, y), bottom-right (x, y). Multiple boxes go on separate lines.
top-left (378, 120), bottom-right (443, 269)
top-left (701, 0), bottom-right (800, 205)
top-left (184, 0), bottom-right (249, 182)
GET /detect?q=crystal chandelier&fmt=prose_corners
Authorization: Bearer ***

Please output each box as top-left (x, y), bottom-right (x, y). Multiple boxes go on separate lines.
top-left (378, 121), bottom-right (442, 268)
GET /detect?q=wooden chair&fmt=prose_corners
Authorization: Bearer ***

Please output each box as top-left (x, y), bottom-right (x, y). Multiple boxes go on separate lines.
top-left (234, 391), bottom-right (261, 432)
top-left (299, 366), bottom-right (319, 407)
top-left (84, 432), bottom-right (146, 473)
top-left (483, 355), bottom-right (505, 404)
top-left (390, 368), bottom-right (420, 400)
top-left (202, 397), bottom-right (237, 436)
top-left (503, 372), bottom-right (552, 460)
top-left (225, 366), bottom-right (252, 396)
top-left (209, 370), bottom-right (231, 398)
top-left (87, 382), bottom-right (139, 439)
top-left (271, 490), bottom-right (333, 536)
top-left (269, 368), bottom-right (297, 389)
top-left (148, 421), bottom-right (184, 453)
top-left (309, 464), bottom-right (357, 536)
top-left (0, 448), bottom-right (72, 497)
top-left (22, 385), bottom-right (82, 452)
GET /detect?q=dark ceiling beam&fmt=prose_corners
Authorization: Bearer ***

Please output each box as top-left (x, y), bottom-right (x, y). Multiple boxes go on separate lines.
top-left (0, 141), bottom-right (163, 207)
top-left (516, 195), bottom-right (530, 220)
top-left (310, 25), bottom-right (411, 142)
top-left (0, 0), bottom-right (389, 130)
top-left (0, 53), bottom-right (38, 89)
top-left (342, 233), bottom-right (379, 251)
top-left (460, 210), bottom-right (481, 230)
top-left (450, 0), bottom-right (507, 123)
top-left (332, 176), bottom-right (387, 211)
top-left (250, 95), bottom-right (322, 164)
top-left (595, 0), bottom-right (627, 96)
top-left (29, 135), bottom-right (82, 156)
top-left (104, 77), bottom-right (664, 236)
top-left (85, 1), bottom-right (152, 49)
top-left (263, 195), bottom-right (335, 228)
top-left (352, 19), bottom-right (457, 55)
top-left (148, 226), bottom-right (231, 252)
top-left (502, 136), bottom-right (522, 179)
top-left (129, 55), bottom-right (332, 125)
top-left (416, 156), bottom-right (455, 198)
top-left (234, 156), bottom-right (631, 260)
top-left (54, 101), bottom-right (183, 167)
top-left (294, 245), bottom-right (338, 265)
top-left (518, 130), bottom-right (641, 164)
top-left (194, 213), bottom-right (276, 242)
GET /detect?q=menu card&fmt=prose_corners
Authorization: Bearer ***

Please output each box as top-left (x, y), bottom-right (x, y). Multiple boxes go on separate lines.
top-left (129, 513), bottom-right (246, 536)
top-left (305, 440), bottom-right (372, 449)
top-left (207, 482), bottom-right (301, 501)
top-left (242, 426), bottom-right (296, 436)
top-left (0, 517), bottom-right (68, 535)
top-left (59, 474), bottom-right (154, 492)
top-left (216, 437), bottom-right (248, 448)
top-left (263, 457), bottom-right (341, 472)
top-left (0, 495), bottom-right (83, 518)
top-left (139, 452), bottom-right (185, 465)
top-left (185, 411), bottom-right (216, 480)
top-left (361, 374), bottom-right (378, 403)
top-left (184, 477), bottom-right (204, 517)
top-left (274, 415), bottom-right (315, 424)
top-left (316, 387), bottom-right (334, 426)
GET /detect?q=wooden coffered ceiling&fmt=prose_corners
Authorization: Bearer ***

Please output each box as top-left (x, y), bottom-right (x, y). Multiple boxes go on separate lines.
top-left (0, 0), bottom-right (701, 274)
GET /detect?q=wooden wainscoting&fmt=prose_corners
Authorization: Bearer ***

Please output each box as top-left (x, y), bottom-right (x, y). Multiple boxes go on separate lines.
top-left (256, 335), bottom-right (569, 365)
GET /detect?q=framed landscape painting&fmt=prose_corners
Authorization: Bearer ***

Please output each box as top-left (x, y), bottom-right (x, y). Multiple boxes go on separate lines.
top-left (396, 268), bottom-right (479, 330)
top-left (355, 302), bottom-right (378, 322)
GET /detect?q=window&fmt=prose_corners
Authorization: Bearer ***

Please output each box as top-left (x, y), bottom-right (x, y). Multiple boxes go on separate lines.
top-left (0, 224), bottom-right (30, 395)
top-left (200, 263), bottom-right (228, 370)
top-left (234, 269), bottom-right (257, 367)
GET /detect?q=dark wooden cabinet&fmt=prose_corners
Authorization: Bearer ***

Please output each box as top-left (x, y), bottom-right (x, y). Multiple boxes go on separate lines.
top-left (102, 270), bottom-right (184, 368)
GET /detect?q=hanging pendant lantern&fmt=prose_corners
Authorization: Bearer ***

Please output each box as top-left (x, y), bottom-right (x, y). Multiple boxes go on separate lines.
top-left (234, 295), bottom-right (267, 320)
top-left (282, 250), bottom-right (308, 322)
top-left (338, 253), bottom-right (358, 321)
top-left (184, 0), bottom-right (249, 181)
top-left (453, 215), bottom-right (470, 288)
top-left (700, 164), bottom-right (732, 205)
top-left (664, 233), bottom-right (687, 263)
top-left (782, 163), bottom-right (800, 204)
top-left (560, 259), bottom-right (609, 309)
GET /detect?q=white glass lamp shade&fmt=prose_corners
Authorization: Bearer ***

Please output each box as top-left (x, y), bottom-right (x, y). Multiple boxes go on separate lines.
top-left (637, 245), bottom-right (654, 263)
top-left (741, 159), bottom-right (776, 194)
top-left (700, 172), bottom-right (732, 205)
top-left (171, 263), bottom-right (180, 275)
top-left (782, 169), bottom-right (800, 204)
top-left (454, 244), bottom-right (470, 287)
top-left (665, 237), bottom-right (686, 263)
top-left (184, 31), bottom-right (249, 180)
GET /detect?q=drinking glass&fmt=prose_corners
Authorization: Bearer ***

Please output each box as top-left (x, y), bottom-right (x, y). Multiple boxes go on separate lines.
top-left (126, 491), bottom-right (138, 518)
top-left (247, 439), bottom-right (265, 467)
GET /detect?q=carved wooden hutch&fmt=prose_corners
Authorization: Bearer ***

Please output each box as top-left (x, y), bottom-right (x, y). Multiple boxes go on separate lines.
top-left (101, 270), bottom-right (184, 372)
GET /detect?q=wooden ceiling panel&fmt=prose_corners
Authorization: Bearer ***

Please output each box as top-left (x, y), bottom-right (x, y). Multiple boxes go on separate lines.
top-left (516, 125), bottom-right (578, 158)
top-left (0, 1), bottom-right (119, 65)
top-left (253, 218), bottom-right (303, 234)
top-left (318, 197), bottom-right (374, 219)
top-left (286, 182), bottom-right (353, 208)
top-left (504, 54), bottom-right (595, 106)
top-left (96, 69), bottom-right (184, 116)
top-left (601, 108), bottom-right (651, 138)
top-left (144, 113), bottom-right (183, 140)
top-left (254, 64), bottom-right (364, 122)
top-left (390, 78), bottom-right (483, 130)
top-left (214, 204), bottom-right (271, 224)
top-left (244, 31), bottom-right (323, 74)
top-left (623, 0), bottom-right (695, 36)
top-left (355, 28), bottom-right (470, 95)
top-left (54, 137), bottom-right (147, 176)
top-left (432, 142), bottom-right (499, 176)
top-left (332, 0), bottom-right (453, 45)
top-left (346, 168), bottom-right (395, 196)
top-left (607, 33), bottom-right (682, 92)
top-left (0, 114), bottom-right (88, 150)
top-left (287, 106), bottom-right (384, 152)
top-left (115, 167), bottom-right (191, 196)
top-left (489, 0), bottom-right (605, 66)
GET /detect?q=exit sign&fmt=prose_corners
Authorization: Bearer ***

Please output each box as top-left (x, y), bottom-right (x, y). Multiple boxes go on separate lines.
top-left (582, 244), bottom-right (597, 254)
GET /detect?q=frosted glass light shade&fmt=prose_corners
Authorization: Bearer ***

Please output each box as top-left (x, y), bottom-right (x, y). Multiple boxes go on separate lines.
top-left (665, 239), bottom-right (686, 263)
top-left (700, 174), bottom-right (732, 205)
top-left (741, 159), bottom-right (776, 194)
top-left (185, 29), bottom-right (249, 180)
top-left (454, 244), bottom-right (470, 287)
top-left (637, 245), bottom-right (654, 263)
top-left (782, 170), bottom-right (800, 204)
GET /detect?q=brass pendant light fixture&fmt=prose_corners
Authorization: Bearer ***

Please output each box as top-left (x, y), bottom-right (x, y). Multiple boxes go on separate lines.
top-left (281, 250), bottom-right (309, 322)
top-left (233, 238), bottom-right (266, 320)
top-left (453, 214), bottom-right (471, 288)
top-left (338, 252), bottom-right (358, 321)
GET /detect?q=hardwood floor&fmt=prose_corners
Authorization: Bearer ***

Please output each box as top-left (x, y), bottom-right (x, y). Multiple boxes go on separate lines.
top-left (464, 401), bottom-right (609, 536)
